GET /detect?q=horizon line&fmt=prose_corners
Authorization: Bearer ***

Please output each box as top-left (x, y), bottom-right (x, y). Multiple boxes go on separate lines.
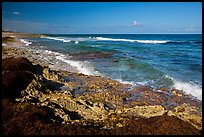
top-left (2, 31), bottom-right (202, 35)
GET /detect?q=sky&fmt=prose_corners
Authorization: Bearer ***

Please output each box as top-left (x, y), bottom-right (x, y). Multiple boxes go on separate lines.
top-left (2, 2), bottom-right (202, 34)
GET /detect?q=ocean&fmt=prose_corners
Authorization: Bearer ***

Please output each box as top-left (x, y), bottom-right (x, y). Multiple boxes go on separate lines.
top-left (21, 34), bottom-right (202, 100)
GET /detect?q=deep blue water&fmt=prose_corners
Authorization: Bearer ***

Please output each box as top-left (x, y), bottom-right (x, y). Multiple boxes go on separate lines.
top-left (24, 34), bottom-right (202, 100)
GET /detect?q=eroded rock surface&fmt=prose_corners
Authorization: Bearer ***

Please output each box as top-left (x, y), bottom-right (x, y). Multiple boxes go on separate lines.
top-left (2, 57), bottom-right (37, 99)
top-left (167, 103), bottom-right (202, 130)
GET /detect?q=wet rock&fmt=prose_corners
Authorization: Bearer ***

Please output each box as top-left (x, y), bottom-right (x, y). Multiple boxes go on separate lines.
top-left (157, 87), bottom-right (169, 92)
top-left (130, 86), bottom-right (153, 94)
top-left (45, 80), bottom-right (64, 91)
top-left (171, 90), bottom-right (183, 97)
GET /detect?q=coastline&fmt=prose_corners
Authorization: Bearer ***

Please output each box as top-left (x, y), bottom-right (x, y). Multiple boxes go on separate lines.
top-left (2, 32), bottom-right (202, 135)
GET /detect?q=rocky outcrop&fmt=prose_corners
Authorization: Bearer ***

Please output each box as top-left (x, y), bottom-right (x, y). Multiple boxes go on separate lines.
top-left (2, 36), bottom-right (16, 43)
top-left (2, 57), bottom-right (37, 99)
top-left (2, 98), bottom-right (201, 135)
top-left (2, 57), bottom-right (35, 72)
top-left (167, 103), bottom-right (202, 130)
top-left (2, 71), bottom-right (35, 99)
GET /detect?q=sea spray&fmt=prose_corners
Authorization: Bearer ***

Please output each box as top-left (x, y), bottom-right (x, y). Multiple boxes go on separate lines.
top-left (55, 55), bottom-right (102, 76)
top-left (20, 39), bottom-right (32, 46)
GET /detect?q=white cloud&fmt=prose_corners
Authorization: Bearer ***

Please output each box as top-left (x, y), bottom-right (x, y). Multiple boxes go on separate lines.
top-left (133, 21), bottom-right (142, 26)
top-left (13, 12), bottom-right (20, 15)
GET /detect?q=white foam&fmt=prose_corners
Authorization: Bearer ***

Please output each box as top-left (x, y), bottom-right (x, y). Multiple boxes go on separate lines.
top-left (135, 40), bottom-right (168, 44)
top-left (90, 45), bottom-right (102, 47)
top-left (164, 75), bottom-right (202, 100)
top-left (20, 39), bottom-right (32, 46)
top-left (44, 50), bottom-right (60, 55)
top-left (116, 74), bottom-right (202, 100)
top-left (96, 37), bottom-right (136, 42)
top-left (55, 55), bottom-right (101, 76)
top-left (45, 37), bottom-right (71, 43)
top-left (115, 79), bottom-right (150, 87)
top-left (44, 36), bottom-right (95, 43)
top-left (95, 37), bottom-right (168, 44)
top-left (115, 79), bottom-right (135, 86)
top-left (40, 36), bottom-right (46, 38)
top-left (172, 79), bottom-right (202, 100)
top-left (72, 37), bottom-right (93, 42)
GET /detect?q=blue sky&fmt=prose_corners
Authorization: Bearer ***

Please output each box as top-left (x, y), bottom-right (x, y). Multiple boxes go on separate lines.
top-left (2, 2), bottom-right (202, 34)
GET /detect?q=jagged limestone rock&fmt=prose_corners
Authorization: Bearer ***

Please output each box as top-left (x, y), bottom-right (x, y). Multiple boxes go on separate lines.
top-left (117, 105), bottom-right (165, 118)
top-left (167, 103), bottom-right (202, 130)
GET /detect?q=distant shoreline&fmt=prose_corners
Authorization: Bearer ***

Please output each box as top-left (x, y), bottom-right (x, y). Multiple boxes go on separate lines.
top-left (2, 31), bottom-right (46, 38)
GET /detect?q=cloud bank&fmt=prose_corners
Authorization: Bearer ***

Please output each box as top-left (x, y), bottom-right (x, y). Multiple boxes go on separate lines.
top-left (13, 11), bottom-right (20, 15)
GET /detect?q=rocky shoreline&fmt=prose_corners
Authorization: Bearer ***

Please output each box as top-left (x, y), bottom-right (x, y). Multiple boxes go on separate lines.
top-left (2, 32), bottom-right (202, 135)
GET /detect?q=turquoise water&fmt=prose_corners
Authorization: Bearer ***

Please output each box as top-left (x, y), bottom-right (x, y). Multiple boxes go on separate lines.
top-left (24, 34), bottom-right (202, 100)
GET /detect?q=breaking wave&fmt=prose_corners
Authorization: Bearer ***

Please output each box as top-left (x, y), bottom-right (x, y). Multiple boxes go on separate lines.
top-left (44, 36), bottom-right (71, 42)
top-left (95, 37), bottom-right (136, 42)
top-left (164, 75), bottom-right (202, 100)
top-left (116, 74), bottom-right (202, 101)
top-left (20, 39), bottom-right (32, 46)
top-left (55, 55), bottom-right (102, 76)
top-left (95, 37), bottom-right (201, 44)
top-left (95, 37), bottom-right (169, 44)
